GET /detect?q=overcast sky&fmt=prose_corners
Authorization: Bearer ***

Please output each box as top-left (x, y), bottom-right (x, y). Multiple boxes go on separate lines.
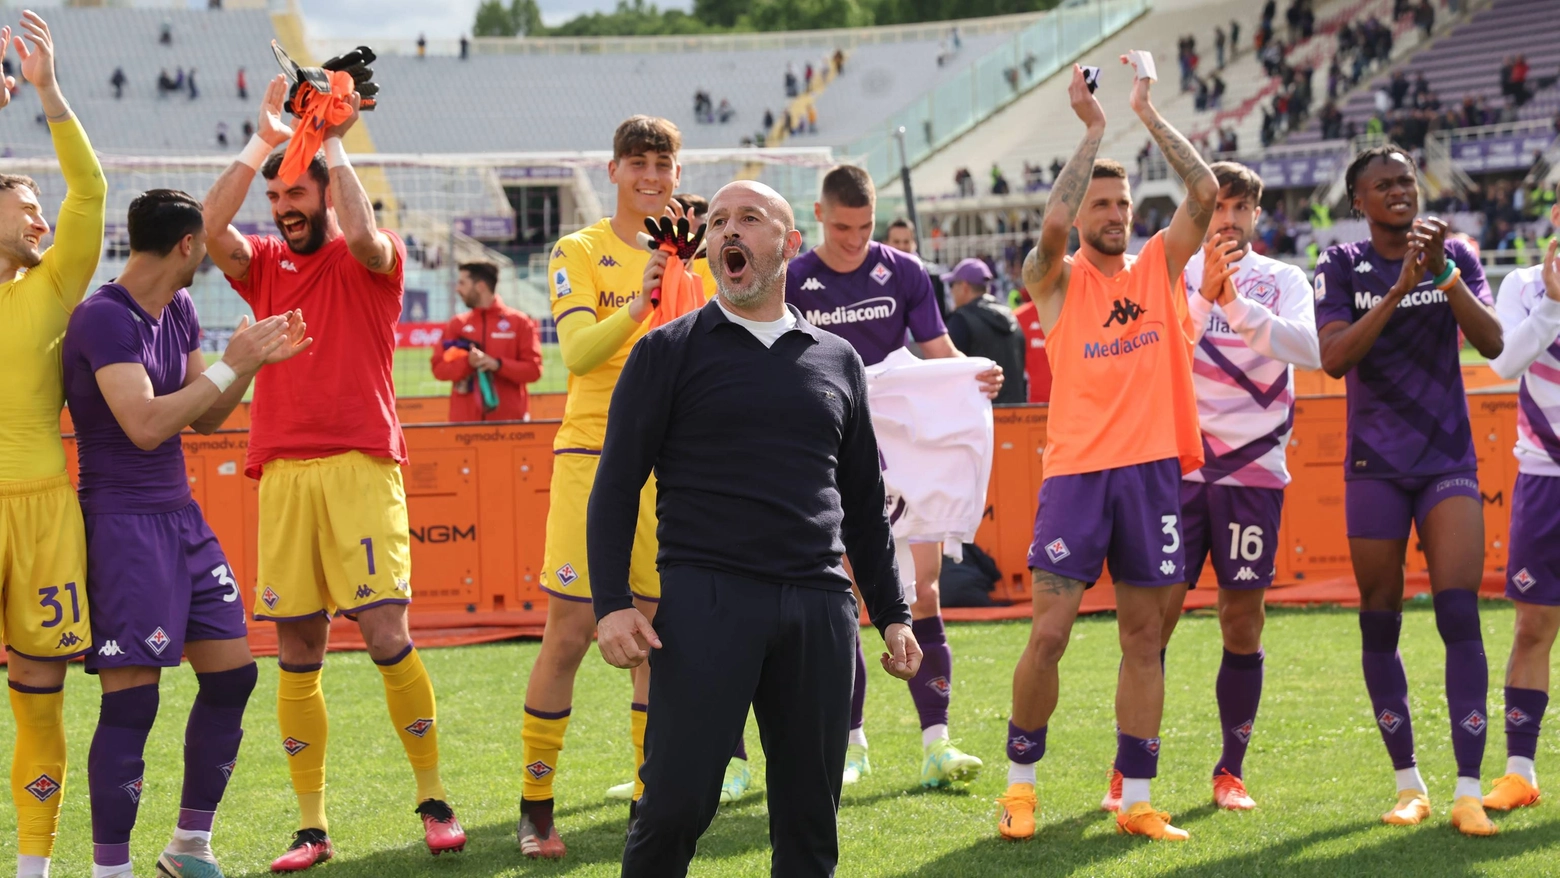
top-left (298, 0), bottom-right (694, 40)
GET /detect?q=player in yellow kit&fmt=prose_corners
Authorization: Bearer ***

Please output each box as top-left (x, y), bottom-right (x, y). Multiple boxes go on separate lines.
top-left (0, 12), bottom-right (107, 878)
top-left (518, 115), bottom-right (713, 859)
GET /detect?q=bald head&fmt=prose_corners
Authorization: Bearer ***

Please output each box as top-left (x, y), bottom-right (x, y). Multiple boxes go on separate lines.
top-left (706, 180), bottom-right (802, 311)
top-left (709, 180), bottom-right (796, 231)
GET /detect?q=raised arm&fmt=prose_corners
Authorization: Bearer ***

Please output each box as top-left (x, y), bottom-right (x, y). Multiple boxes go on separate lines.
top-left (324, 94), bottom-right (396, 275)
top-left (1124, 53), bottom-right (1218, 282)
top-left (1022, 65), bottom-right (1104, 335)
top-left (1490, 242), bottom-right (1560, 380)
top-left (12, 13), bottom-right (107, 308)
top-left (204, 75), bottom-right (293, 284)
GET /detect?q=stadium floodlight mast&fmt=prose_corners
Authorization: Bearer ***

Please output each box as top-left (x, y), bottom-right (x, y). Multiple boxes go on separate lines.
top-left (894, 125), bottom-right (921, 255)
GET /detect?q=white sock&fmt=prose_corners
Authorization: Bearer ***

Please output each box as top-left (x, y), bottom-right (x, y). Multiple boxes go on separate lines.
top-left (90, 863), bottom-right (129, 878)
top-left (922, 723), bottom-right (949, 748)
top-left (1007, 761), bottom-right (1036, 786)
top-left (1455, 776), bottom-right (1483, 800)
top-left (1507, 755), bottom-right (1537, 785)
top-left (172, 826), bottom-right (213, 846)
top-left (17, 855), bottom-right (49, 878)
top-left (1121, 778), bottom-right (1151, 809)
top-left (1395, 766), bottom-right (1427, 793)
top-left (848, 727), bottom-right (868, 748)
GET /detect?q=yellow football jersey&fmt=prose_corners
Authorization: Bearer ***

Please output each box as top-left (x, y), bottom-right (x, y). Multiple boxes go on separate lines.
top-left (0, 117), bottom-right (106, 481)
top-left (547, 217), bottom-right (713, 451)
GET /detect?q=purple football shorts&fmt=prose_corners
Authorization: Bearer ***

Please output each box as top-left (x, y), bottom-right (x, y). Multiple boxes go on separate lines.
top-left (1344, 470), bottom-right (1481, 541)
top-left (1507, 473), bottom-right (1560, 606)
top-left (1180, 481), bottom-right (1284, 589)
top-left (1028, 458), bottom-right (1186, 588)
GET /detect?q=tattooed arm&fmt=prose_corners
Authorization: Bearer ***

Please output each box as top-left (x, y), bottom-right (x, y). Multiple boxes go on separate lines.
top-left (1123, 53), bottom-right (1218, 282)
top-left (1025, 65), bottom-right (1105, 335)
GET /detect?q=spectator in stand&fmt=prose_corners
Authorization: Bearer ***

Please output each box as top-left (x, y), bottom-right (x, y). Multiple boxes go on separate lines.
top-left (431, 262), bottom-right (543, 423)
top-left (762, 108), bottom-right (774, 132)
top-left (1512, 54), bottom-right (1531, 106)
top-left (1215, 25), bottom-right (1226, 69)
top-left (1210, 72), bottom-right (1226, 110)
top-left (1392, 0), bottom-right (1411, 20)
top-left (111, 66), bottom-right (126, 99)
top-left (804, 62), bottom-right (814, 91)
top-left (990, 163), bottom-right (1010, 195)
top-left (1414, 0), bottom-right (1435, 38)
top-left (1389, 70), bottom-right (1410, 110)
top-left (1048, 156), bottom-right (1063, 183)
top-left (785, 61), bottom-right (798, 97)
top-left (1231, 18), bottom-right (1241, 55)
top-left (216, 120), bottom-right (228, 148)
top-left (1319, 99), bottom-right (1343, 139)
top-left (955, 167), bottom-right (975, 197)
top-left (833, 48), bottom-right (844, 75)
top-left (187, 67), bottom-right (197, 100)
top-left (159, 20), bottom-right (171, 44)
top-left (942, 259), bottom-right (1025, 405)
top-left (460, 34), bottom-right (469, 60)
top-left (236, 66), bottom-right (246, 100)
top-left (242, 119), bottom-right (254, 140)
top-left (417, 33), bottom-right (426, 59)
top-left (718, 98), bottom-right (734, 124)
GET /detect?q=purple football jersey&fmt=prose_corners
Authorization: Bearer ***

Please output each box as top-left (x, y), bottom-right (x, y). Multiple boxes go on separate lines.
top-left (1312, 237), bottom-right (1489, 479)
top-left (63, 284), bottom-right (202, 515)
top-left (786, 241), bottom-right (947, 366)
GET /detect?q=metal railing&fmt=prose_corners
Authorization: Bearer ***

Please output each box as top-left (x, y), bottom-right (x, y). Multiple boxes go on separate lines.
top-left (842, 0), bottom-right (1149, 187)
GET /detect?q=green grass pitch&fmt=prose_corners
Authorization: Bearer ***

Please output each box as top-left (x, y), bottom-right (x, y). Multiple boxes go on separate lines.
top-left (10, 602), bottom-right (1557, 876)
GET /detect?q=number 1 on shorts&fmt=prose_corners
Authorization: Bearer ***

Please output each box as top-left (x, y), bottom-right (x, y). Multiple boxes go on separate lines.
top-left (361, 537), bottom-right (376, 576)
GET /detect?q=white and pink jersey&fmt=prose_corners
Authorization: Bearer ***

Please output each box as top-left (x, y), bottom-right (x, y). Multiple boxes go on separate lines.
top-left (1490, 266), bottom-right (1560, 478)
top-left (1182, 250), bottom-right (1321, 489)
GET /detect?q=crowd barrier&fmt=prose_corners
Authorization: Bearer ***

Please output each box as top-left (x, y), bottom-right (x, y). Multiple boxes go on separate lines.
top-left (58, 377), bottom-right (1524, 646)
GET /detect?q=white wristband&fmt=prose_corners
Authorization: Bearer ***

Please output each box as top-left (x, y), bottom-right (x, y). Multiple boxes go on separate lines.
top-left (324, 137), bottom-right (350, 169)
top-left (236, 134), bottom-right (271, 171)
top-left (203, 361), bottom-right (238, 393)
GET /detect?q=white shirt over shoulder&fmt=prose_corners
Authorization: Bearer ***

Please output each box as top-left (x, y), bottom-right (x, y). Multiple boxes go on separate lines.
top-left (1490, 266), bottom-right (1560, 478)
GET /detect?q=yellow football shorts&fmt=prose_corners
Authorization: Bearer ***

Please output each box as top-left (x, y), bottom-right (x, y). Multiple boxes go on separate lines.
top-left (540, 451), bottom-right (659, 603)
top-left (255, 451), bottom-right (412, 620)
top-left (0, 475), bottom-right (91, 660)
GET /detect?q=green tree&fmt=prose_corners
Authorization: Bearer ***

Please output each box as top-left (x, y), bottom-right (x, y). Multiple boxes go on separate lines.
top-left (473, 0), bottom-right (517, 36)
top-left (694, 0), bottom-right (747, 28)
top-left (512, 0), bottom-right (545, 36)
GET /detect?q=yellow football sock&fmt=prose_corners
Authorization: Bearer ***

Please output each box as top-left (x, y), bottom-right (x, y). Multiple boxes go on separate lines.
top-left (277, 665), bottom-right (329, 832)
top-left (521, 705), bottom-right (571, 802)
top-left (10, 683), bottom-right (65, 858)
top-left (631, 702), bottom-right (648, 802)
top-left (375, 646), bottom-right (447, 804)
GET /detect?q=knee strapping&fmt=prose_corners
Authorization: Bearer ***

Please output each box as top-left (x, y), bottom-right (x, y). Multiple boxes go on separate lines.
top-left (196, 663), bottom-right (258, 709)
top-left (1433, 590), bottom-right (1482, 643)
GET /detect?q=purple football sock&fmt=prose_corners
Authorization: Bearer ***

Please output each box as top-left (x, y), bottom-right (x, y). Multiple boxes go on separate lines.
top-left (1434, 591), bottom-right (1488, 779)
top-left (1504, 686), bottom-right (1548, 762)
top-left (1360, 610), bottom-right (1417, 770)
top-left (180, 663), bottom-right (257, 830)
top-left (1116, 732), bottom-right (1160, 779)
top-left (1006, 721), bottom-right (1046, 764)
top-left (1213, 648), bottom-right (1264, 779)
top-left (908, 616), bottom-right (951, 730)
top-left (732, 736), bottom-right (748, 761)
top-left (90, 684), bottom-right (160, 865)
top-left (850, 642), bottom-right (867, 732)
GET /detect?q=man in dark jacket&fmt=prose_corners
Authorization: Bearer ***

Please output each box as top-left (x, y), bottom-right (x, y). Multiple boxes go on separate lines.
top-left (942, 258), bottom-right (1026, 404)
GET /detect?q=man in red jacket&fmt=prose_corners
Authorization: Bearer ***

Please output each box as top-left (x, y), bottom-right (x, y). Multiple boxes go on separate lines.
top-left (431, 262), bottom-right (543, 421)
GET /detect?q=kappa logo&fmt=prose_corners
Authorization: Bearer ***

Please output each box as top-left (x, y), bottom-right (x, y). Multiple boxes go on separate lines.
top-left (1231, 719), bottom-right (1254, 743)
top-left (354, 584), bottom-right (376, 600)
top-left (552, 246), bottom-right (565, 259)
top-left (1008, 735), bottom-right (1037, 756)
top-left (57, 632), bottom-right (82, 649)
top-left (282, 737), bottom-right (309, 757)
top-left (1233, 567), bottom-right (1259, 582)
top-left (1140, 737), bottom-right (1161, 756)
top-left (1354, 262), bottom-right (1373, 274)
top-left (1460, 711), bottom-right (1487, 736)
top-left (800, 277), bottom-right (826, 291)
top-left (1508, 706), bottom-right (1533, 726)
top-left (218, 759), bottom-right (237, 781)
top-left (463, 324), bottom-right (475, 333)
top-left (1044, 538), bottom-right (1070, 563)
top-left (1377, 708), bottom-right (1405, 734)
top-left (261, 586), bottom-right (280, 610)
top-left (525, 760), bottom-right (554, 780)
top-left (1159, 560), bottom-right (1177, 576)
top-left (98, 640), bottom-right (123, 657)
top-left (1513, 568), bottom-right (1537, 593)
top-left (926, 676), bottom-right (951, 698)
top-left (404, 718), bottom-right (435, 738)
top-left (598, 255), bottom-right (620, 268)
top-left (145, 627), bottom-right (171, 656)
top-left (870, 263), bottom-right (893, 285)
top-left (1315, 252), bottom-right (1331, 267)
top-left (1102, 297), bottom-right (1147, 328)
top-left (24, 774), bottom-right (59, 802)
top-left (280, 259), bottom-right (299, 273)
top-left (556, 564), bottom-right (579, 586)
top-left (121, 776), bottom-right (144, 804)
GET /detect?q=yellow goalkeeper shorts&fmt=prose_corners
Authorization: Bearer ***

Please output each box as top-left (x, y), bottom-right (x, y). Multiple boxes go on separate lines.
top-left (539, 450), bottom-right (659, 603)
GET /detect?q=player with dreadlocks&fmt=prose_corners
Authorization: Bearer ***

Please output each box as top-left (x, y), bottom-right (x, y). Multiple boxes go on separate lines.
top-left (1312, 144), bottom-right (1505, 835)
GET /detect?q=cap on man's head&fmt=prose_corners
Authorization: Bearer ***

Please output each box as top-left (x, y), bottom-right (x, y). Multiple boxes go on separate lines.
top-left (942, 258), bottom-right (993, 287)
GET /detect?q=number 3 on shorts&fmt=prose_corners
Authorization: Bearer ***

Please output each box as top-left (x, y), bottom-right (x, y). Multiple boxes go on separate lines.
top-left (212, 564), bottom-right (240, 603)
top-left (1160, 515), bottom-right (1180, 554)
